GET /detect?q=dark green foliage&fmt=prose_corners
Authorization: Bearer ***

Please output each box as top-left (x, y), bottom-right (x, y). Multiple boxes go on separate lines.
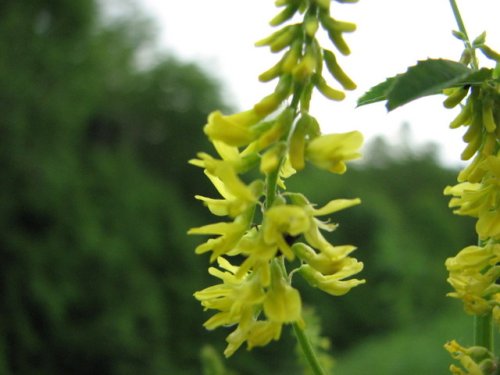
top-left (0, 1), bottom-right (223, 374)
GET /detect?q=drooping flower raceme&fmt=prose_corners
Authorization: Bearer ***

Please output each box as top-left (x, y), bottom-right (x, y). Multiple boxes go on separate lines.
top-left (441, 32), bottom-right (500, 372)
top-left (189, 0), bottom-right (365, 358)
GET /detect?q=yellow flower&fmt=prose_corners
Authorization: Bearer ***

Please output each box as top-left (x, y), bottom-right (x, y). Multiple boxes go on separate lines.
top-left (445, 340), bottom-right (495, 375)
top-left (446, 155), bottom-right (500, 239)
top-left (306, 131), bottom-right (363, 173)
top-left (262, 262), bottom-right (302, 323)
top-left (188, 216), bottom-right (249, 261)
top-left (224, 320), bottom-right (282, 357)
top-left (263, 204), bottom-right (311, 259)
top-left (195, 169), bottom-right (262, 218)
top-left (194, 257), bottom-right (266, 330)
top-left (204, 109), bottom-right (263, 147)
top-left (445, 244), bottom-right (500, 315)
top-left (298, 259), bottom-right (365, 296)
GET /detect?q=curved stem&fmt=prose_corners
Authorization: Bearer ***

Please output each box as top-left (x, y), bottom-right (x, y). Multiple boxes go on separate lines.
top-left (448, 0), bottom-right (478, 70)
top-left (293, 323), bottom-right (326, 375)
top-left (474, 313), bottom-right (493, 351)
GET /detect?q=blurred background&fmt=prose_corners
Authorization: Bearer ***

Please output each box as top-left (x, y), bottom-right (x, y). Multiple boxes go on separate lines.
top-left (0, 0), bottom-right (490, 374)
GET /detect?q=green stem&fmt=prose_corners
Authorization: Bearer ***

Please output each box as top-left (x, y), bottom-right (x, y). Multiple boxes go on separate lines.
top-left (448, 0), bottom-right (479, 70)
top-left (293, 322), bottom-right (326, 375)
top-left (474, 313), bottom-right (493, 351)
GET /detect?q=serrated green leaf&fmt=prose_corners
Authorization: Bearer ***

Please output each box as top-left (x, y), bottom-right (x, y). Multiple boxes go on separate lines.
top-left (356, 76), bottom-right (398, 107)
top-left (453, 68), bottom-right (493, 86)
top-left (358, 60), bottom-right (493, 112)
top-left (385, 59), bottom-right (471, 111)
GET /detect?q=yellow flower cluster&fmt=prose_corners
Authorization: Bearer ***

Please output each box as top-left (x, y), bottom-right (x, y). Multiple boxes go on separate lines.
top-left (443, 51), bottom-right (500, 324)
top-left (445, 340), bottom-right (497, 375)
top-left (189, 0), bottom-right (364, 356)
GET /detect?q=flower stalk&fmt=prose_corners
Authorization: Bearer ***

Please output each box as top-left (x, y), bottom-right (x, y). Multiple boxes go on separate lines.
top-left (189, 0), bottom-right (365, 371)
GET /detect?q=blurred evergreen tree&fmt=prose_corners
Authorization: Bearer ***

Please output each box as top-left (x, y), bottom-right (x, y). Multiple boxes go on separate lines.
top-left (0, 1), bottom-right (226, 374)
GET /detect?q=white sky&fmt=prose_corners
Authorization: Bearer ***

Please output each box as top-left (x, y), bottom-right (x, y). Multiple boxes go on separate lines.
top-left (139, 0), bottom-right (500, 166)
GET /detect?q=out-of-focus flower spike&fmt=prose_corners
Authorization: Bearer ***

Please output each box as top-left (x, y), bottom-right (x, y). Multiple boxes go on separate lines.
top-left (313, 74), bottom-right (346, 101)
top-left (333, 0), bottom-right (359, 3)
top-left (270, 3), bottom-right (299, 26)
top-left (443, 86), bottom-right (470, 109)
top-left (323, 49), bottom-right (357, 90)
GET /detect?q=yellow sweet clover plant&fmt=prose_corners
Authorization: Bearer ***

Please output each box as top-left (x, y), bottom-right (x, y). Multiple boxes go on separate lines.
top-left (188, 0), bottom-right (364, 371)
top-left (358, 1), bottom-right (499, 373)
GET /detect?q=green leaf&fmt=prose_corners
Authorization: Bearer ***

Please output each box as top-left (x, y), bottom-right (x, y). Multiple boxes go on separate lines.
top-left (386, 59), bottom-right (471, 110)
top-left (357, 59), bottom-right (494, 112)
top-left (357, 75), bottom-right (399, 107)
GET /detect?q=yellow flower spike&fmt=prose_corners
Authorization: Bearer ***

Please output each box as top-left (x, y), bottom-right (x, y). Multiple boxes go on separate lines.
top-left (306, 130), bottom-right (363, 173)
top-left (204, 110), bottom-right (263, 147)
top-left (314, 74), bottom-right (346, 101)
top-left (323, 49), bottom-right (357, 90)
top-left (263, 261), bottom-right (302, 323)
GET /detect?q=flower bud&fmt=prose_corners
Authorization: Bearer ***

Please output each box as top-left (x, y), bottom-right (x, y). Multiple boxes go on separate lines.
top-left (443, 86), bottom-right (469, 108)
top-left (289, 115), bottom-right (310, 170)
top-left (323, 49), bottom-right (356, 90)
top-left (314, 75), bottom-right (346, 101)
top-left (270, 3), bottom-right (298, 26)
top-left (482, 98), bottom-right (497, 133)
